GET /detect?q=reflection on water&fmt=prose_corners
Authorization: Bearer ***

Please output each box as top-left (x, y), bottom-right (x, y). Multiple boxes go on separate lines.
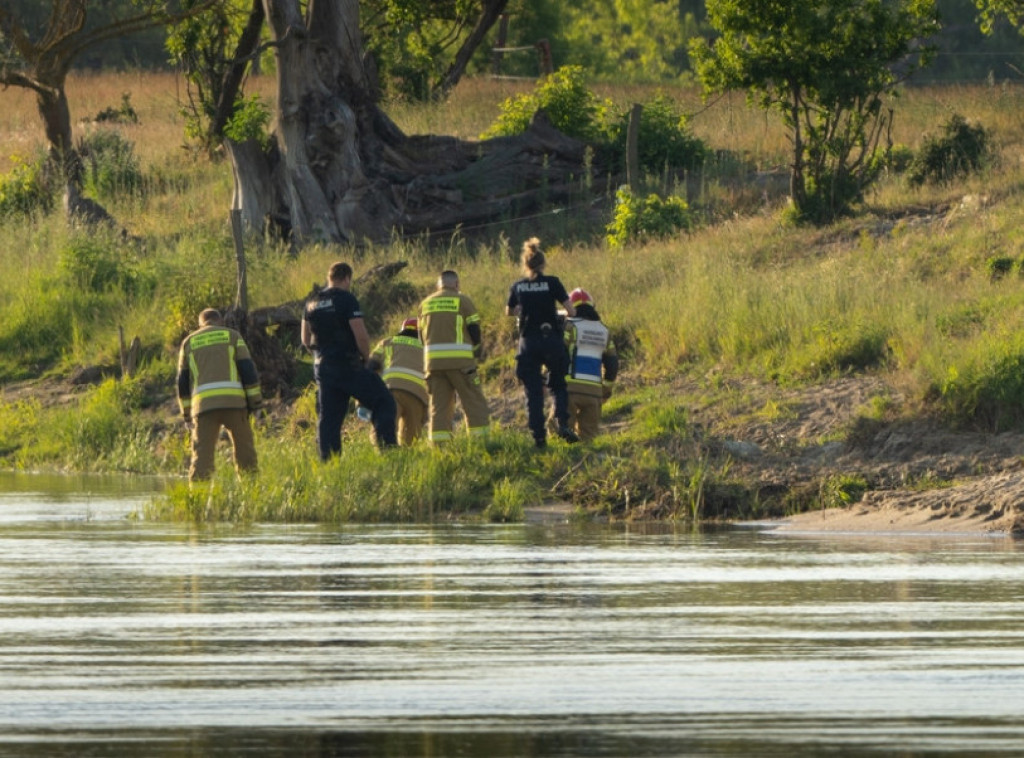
top-left (0, 478), bottom-right (1023, 757)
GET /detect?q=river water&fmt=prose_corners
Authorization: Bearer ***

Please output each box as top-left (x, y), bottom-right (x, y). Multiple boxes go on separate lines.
top-left (1, 472), bottom-right (1024, 757)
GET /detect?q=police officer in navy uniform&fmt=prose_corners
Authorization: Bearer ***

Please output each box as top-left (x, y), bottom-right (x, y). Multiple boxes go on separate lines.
top-left (506, 237), bottom-right (578, 449)
top-left (301, 262), bottom-right (397, 460)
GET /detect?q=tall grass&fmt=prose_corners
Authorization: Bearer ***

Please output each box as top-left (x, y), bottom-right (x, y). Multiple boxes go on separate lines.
top-left (4, 73), bottom-right (1024, 516)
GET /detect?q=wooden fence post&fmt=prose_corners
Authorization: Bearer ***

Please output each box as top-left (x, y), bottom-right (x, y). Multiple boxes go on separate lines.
top-left (492, 13), bottom-right (509, 75)
top-left (627, 103), bottom-right (643, 193)
top-left (231, 208), bottom-right (248, 312)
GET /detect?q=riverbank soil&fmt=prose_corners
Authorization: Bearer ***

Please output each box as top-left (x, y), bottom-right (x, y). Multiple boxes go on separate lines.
top-left (8, 369), bottom-right (1024, 535)
top-left (684, 373), bottom-right (1024, 535)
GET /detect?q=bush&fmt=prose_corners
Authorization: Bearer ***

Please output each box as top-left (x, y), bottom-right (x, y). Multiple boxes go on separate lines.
top-left (933, 332), bottom-right (1024, 431)
top-left (608, 94), bottom-right (708, 174)
top-left (0, 152), bottom-right (55, 218)
top-left (159, 237), bottom-right (238, 346)
top-left (606, 187), bottom-right (695, 246)
top-left (480, 65), bottom-right (610, 142)
top-left (58, 232), bottom-right (145, 295)
top-left (79, 129), bottom-right (143, 199)
top-left (908, 114), bottom-right (991, 186)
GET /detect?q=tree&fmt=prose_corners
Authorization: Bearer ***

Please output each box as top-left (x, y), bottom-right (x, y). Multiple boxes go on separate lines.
top-left (363, 0), bottom-right (511, 101)
top-left (976, 0), bottom-right (1024, 31)
top-left (227, 0), bottom-right (602, 245)
top-left (690, 0), bottom-right (939, 223)
top-left (561, 0), bottom-right (691, 82)
top-left (0, 0), bottom-right (216, 222)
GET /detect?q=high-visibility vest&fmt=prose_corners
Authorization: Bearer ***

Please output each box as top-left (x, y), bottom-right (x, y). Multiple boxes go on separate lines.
top-left (565, 318), bottom-right (611, 398)
top-left (420, 289), bottom-right (480, 371)
top-left (372, 334), bottom-right (428, 405)
top-left (177, 326), bottom-right (262, 416)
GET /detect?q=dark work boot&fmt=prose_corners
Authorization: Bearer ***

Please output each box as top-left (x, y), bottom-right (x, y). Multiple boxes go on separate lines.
top-left (557, 426), bottom-right (580, 444)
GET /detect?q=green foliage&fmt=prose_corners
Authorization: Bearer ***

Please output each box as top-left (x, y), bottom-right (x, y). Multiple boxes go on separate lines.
top-left (608, 94), bottom-right (708, 174)
top-left (79, 130), bottom-right (143, 200)
top-left (92, 93), bottom-right (140, 125)
top-left (223, 95), bottom-right (271, 146)
top-left (57, 233), bottom-right (145, 295)
top-left (481, 66), bottom-right (610, 142)
top-left (559, 0), bottom-right (699, 82)
top-left (158, 236), bottom-right (238, 346)
top-left (166, 0), bottom-right (260, 148)
top-left (606, 187), bottom-right (694, 246)
top-left (691, 0), bottom-right (940, 223)
top-left (0, 152), bottom-right (54, 218)
top-left (986, 255), bottom-right (1015, 280)
top-left (484, 477), bottom-right (535, 522)
top-left (908, 114), bottom-right (992, 186)
top-left (932, 330), bottom-right (1024, 431)
top-left (0, 283), bottom-right (124, 381)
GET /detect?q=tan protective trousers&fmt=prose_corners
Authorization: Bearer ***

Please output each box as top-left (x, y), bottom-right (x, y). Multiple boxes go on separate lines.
top-left (393, 388), bottom-right (427, 446)
top-left (552, 393), bottom-right (602, 442)
top-left (189, 407), bottom-right (257, 482)
top-left (426, 367), bottom-right (490, 442)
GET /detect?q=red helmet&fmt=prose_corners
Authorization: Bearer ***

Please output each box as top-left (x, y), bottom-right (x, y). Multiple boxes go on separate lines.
top-left (569, 288), bottom-right (593, 308)
top-left (401, 317), bottom-right (418, 332)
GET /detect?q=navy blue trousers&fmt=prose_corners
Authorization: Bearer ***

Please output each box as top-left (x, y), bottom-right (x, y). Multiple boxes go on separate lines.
top-left (515, 332), bottom-right (569, 443)
top-left (314, 362), bottom-right (397, 460)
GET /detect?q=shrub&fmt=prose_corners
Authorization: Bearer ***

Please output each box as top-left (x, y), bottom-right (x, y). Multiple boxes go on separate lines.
top-left (480, 65), bottom-right (610, 142)
top-left (933, 332), bottom-right (1024, 431)
top-left (606, 187), bottom-right (695, 246)
top-left (608, 94), bottom-right (708, 174)
top-left (159, 237), bottom-right (238, 345)
top-left (58, 232), bottom-right (144, 295)
top-left (0, 152), bottom-right (55, 218)
top-left (986, 255), bottom-right (1015, 281)
top-left (79, 129), bottom-right (143, 200)
top-left (92, 92), bottom-right (140, 125)
top-left (908, 114), bottom-right (991, 186)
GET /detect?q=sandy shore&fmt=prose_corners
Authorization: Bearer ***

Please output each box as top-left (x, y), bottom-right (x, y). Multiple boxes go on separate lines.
top-left (768, 474), bottom-right (1024, 536)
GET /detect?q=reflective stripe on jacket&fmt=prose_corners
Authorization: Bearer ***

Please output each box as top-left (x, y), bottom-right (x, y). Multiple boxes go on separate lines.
top-left (177, 326), bottom-right (262, 416)
top-left (371, 334), bottom-right (428, 405)
top-left (420, 289), bottom-right (480, 371)
top-left (565, 318), bottom-right (614, 398)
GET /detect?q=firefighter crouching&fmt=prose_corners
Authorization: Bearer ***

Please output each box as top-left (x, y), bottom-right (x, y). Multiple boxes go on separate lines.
top-left (176, 308), bottom-right (263, 483)
top-left (559, 288), bottom-right (619, 442)
top-left (368, 317), bottom-right (428, 446)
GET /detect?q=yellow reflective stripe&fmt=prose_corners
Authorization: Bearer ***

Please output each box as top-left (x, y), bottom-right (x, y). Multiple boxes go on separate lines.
top-left (193, 388), bottom-right (247, 403)
top-left (468, 425), bottom-right (488, 437)
top-left (383, 367), bottom-right (427, 387)
top-left (430, 430), bottom-right (453, 442)
top-left (425, 343), bottom-right (474, 359)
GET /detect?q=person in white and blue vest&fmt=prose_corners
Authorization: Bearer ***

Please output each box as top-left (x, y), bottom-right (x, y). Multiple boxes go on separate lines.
top-left (558, 288), bottom-right (619, 442)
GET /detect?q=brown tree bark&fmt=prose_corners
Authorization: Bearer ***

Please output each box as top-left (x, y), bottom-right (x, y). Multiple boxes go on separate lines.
top-left (236, 0), bottom-right (604, 246)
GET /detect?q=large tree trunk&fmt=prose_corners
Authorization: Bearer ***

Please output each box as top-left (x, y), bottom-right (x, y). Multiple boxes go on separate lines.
top-left (232, 0), bottom-right (605, 246)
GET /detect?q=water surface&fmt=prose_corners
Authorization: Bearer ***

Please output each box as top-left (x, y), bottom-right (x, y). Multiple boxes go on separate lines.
top-left (1, 475), bottom-right (1023, 756)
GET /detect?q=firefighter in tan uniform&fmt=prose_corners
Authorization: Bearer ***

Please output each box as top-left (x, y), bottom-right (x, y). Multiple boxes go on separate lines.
top-left (418, 270), bottom-right (490, 443)
top-left (176, 309), bottom-right (262, 482)
top-left (368, 317), bottom-right (428, 446)
top-left (559, 288), bottom-right (619, 441)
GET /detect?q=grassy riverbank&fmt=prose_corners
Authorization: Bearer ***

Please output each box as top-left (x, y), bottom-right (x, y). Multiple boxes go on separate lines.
top-left (3, 73), bottom-right (1024, 524)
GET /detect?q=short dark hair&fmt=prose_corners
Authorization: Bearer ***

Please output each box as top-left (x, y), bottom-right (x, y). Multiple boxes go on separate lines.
top-left (328, 262), bottom-right (353, 283)
top-left (199, 308), bottom-right (222, 326)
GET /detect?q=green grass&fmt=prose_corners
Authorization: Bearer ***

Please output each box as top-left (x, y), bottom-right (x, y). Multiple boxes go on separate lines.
top-left (5, 75), bottom-right (1024, 520)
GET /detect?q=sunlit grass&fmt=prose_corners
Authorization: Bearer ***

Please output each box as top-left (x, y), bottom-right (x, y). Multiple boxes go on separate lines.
top-left (5, 72), bottom-right (1024, 518)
